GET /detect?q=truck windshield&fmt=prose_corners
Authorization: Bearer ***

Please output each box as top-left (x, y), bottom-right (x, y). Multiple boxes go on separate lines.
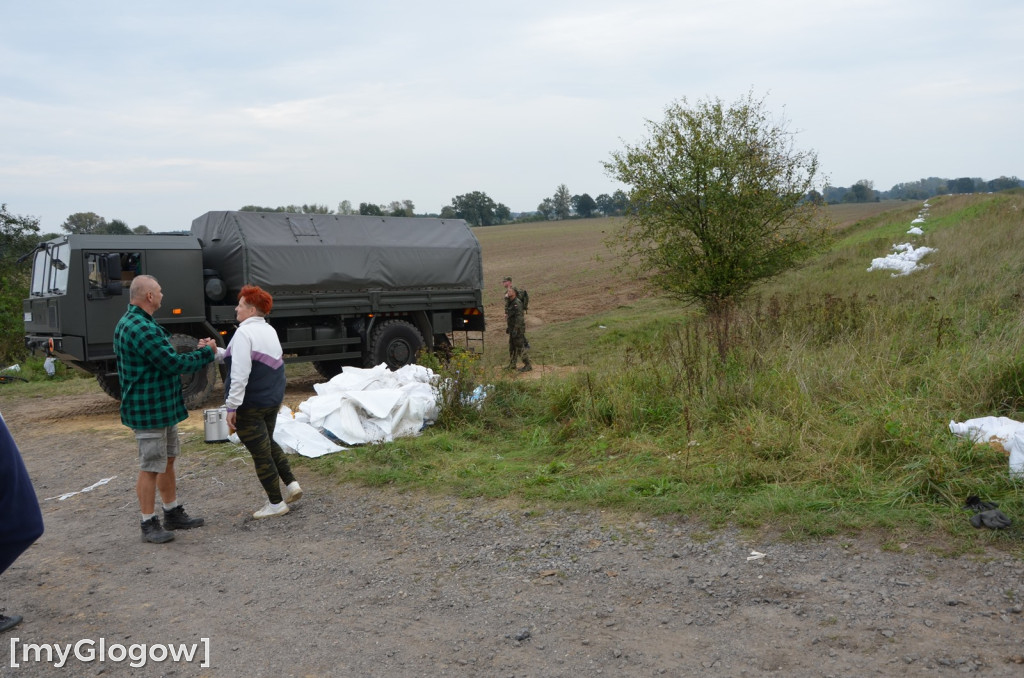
top-left (30, 243), bottom-right (70, 296)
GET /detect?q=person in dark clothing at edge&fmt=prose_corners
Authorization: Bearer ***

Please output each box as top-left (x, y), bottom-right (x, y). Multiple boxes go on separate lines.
top-left (114, 275), bottom-right (216, 544)
top-left (207, 285), bottom-right (302, 520)
top-left (0, 412), bottom-right (44, 632)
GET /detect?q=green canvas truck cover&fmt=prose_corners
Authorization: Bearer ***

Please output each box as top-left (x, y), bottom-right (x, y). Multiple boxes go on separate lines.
top-left (190, 211), bottom-right (483, 295)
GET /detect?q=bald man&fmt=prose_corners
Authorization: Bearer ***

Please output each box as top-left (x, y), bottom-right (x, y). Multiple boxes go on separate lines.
top-left (113, 275), bottom-right (216, 544)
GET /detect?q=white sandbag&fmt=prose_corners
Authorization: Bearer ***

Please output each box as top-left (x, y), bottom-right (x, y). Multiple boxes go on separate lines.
top-left (299, 363), bottom-right (440, 446)
top-left (950, 416), bottom-right (1024, 479)
top-left (274, 416), bottom-right (345, 458)
top-left (1009, 430), bottom-right (1024, 479)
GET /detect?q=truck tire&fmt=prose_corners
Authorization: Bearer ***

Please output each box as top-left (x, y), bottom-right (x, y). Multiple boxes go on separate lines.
top-left (367, 320), bottom-right (424, 370)
top-left (96, 372), bottom-right (122, 400)
top-left (312, 360), bottom-right (344, 379)
top-left (171, 333), bottom-right (217, 409)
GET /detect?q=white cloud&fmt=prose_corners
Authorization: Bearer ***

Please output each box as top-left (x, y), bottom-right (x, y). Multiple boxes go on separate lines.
top-left (1, 0), bottom-right (1021, 231)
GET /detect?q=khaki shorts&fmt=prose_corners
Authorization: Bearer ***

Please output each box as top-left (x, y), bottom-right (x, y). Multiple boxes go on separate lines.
top-left (134, 425), bottom-right (180, 473)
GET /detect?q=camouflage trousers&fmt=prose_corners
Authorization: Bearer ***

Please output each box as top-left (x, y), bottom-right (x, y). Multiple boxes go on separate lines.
top-left (508, 331), bottom-right (532, 369)
top-left (234, 405), bottom-right (295, 504)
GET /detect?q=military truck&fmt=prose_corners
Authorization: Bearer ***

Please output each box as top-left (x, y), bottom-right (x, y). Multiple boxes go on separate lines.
top-left (23, 211), bottom-right (485, 408)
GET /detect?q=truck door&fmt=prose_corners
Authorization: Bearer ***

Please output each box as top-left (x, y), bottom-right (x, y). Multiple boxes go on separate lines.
top-left (83, 251), bottom-right (132, 352)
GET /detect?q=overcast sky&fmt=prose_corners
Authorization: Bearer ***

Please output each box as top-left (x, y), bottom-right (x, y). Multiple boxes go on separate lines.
top-left (2, 1), bottom-right (1021, 232)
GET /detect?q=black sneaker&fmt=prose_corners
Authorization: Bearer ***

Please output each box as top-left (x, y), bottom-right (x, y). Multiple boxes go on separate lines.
top-left (0, 613), bottom-right (23, 633)
top-left (518, 365), bottom-right (533, 372)
top-left (141, 516), bottom-right (175, 544)
top-left (162, 505), bottom-right (205, 530)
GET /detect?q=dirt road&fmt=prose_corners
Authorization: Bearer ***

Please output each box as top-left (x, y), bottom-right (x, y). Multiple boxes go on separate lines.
top-left (2, 382), bottom-right (1023, 677)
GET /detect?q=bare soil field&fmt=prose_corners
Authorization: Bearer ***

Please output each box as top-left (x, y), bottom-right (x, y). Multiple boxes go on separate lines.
top-left (4, 205), bottom-right (1023, 677)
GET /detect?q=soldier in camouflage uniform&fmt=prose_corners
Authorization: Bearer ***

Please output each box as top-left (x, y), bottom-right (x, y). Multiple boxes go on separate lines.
top-left (505, 287), bottom-right (532, 372)
top-left (502, 276), bottom-right (518, 319)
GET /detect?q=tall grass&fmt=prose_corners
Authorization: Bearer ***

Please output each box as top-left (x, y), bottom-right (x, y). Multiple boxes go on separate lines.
top-left (351, 192), bottom-right (1024, 545)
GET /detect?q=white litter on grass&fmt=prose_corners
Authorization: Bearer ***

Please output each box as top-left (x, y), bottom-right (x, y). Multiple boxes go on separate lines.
top-left (911, 217), bottom-right (926, 225)
top-left (907, 226), bottom-right (924, 235)
top-left (462, 384), bottom-right (491, 409)
top-left (1, 364), bottom-right (20, 373)
top-left (949, 416), bottom-right (1024, 479)
top-left (867, 243), bottom-right (936, 276)
top-left (747, 550), bottom-right (766, 561)
top-left (45, 475), bottom-right (117, 501)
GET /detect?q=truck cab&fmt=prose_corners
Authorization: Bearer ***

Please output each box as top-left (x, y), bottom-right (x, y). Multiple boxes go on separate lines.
top-left (23, 234), bottom-right (219, 408)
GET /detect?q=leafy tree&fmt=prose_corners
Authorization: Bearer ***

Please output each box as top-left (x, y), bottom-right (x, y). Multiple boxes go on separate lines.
top-left (843, 180), bottom-right (875, 203)
top-left (387, 200), bottom-right (416, 217)
top-left (133, 225), bottom-right (152, 234)
top-left (552, 184), bottom-right (572, 220)
top-left (450, 191), bottom-right (500, 226)
top-left (359, 202), bottom-right (383, 216)
top-left (537, 198), bottom-right (555, 220)
top-left (494, 203), bottom-right (511, 224)
top-left (987, 176), bottom-right (1022, 192)
top-left (62, 212), bottom-right (106, 234)
top-left (603, 91), bottom-right (827, 316)
top-left (0, 204), bottom-right (41, 360)
top-left (298, 203), bottom-right (333, 214)
top-left (821, 185), bottom-right (848, 203)
top-left (571, 193), bottom-right (598, 218)
top-left (439, 205), bottom-right (456, 219)
top-left (337, 200), bottom-right (354, 215)
top-left (240, 204), bottom-right (333, 214)
top-left (597, 191), bottom-right (630, 216)
top-left (949, 177), bottom-right (976, 194)
top-left (98, 219), bottom-right (133, 235)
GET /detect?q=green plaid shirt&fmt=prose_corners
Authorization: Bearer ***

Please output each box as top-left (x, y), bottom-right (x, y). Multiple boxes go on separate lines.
top-left (113, 304), bottom-right (214, 430)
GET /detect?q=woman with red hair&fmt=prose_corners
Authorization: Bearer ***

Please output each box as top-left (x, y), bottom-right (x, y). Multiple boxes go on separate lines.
top-left (211, 285), bottom-right (302, 519)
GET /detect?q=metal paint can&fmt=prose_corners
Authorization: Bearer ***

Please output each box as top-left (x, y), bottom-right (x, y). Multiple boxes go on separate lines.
top-left (204, 407), bottom-right (229, 443)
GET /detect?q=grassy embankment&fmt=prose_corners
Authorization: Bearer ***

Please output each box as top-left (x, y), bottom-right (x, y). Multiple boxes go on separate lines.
top-left (306, 193), bottom-right (1024, 549)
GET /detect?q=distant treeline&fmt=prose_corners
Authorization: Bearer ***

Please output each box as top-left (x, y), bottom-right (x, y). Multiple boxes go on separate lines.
top-left (820, 175), bottom-right (1023, 204)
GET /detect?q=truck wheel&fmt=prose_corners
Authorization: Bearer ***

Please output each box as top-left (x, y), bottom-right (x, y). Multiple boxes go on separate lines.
top-left (171, 333), bottom-right (217, 409)
top-left (367, 320), bottom-right (424, 370)
top-left (96, 373), bottom-right (122, 400)
top-left (312, 360), bottom-right (344, 379)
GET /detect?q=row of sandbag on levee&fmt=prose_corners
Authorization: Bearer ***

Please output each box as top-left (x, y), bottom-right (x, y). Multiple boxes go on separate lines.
top-left (867, 201), bottom-right (936, 276)
top-left (226, 363), bottom-right (488, 458)
top-left (862, 203), bottom-right (1022, 480)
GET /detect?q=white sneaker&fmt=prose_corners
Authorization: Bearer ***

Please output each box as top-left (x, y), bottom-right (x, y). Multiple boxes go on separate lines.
top-left (253, 501), bottom-right (289, 519)
top-left (283, 481), bottom-right (303, 504)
